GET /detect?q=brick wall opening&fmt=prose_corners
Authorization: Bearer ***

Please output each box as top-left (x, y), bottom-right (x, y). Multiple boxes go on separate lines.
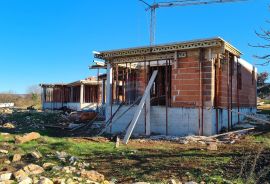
top-left (149, 65), bottom-right (171, 106)
top-left (84, 85), bottom-right (99, 103)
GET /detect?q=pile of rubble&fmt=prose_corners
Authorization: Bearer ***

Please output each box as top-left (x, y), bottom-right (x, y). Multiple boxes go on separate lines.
top-left (134, 127), bottom-right (255, 151)
top-left (0, 110), bottom-right (73, 132)
top-left (0, 108), bottom-right (13, 114)
top-left (0, 132), bottom-right (109, 184)
top-left (0, 109), bottom-right (102, 134)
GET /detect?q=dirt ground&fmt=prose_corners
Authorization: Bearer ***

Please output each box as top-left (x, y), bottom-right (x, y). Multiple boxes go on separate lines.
top-left (0, 109), bottom-right (270, 183)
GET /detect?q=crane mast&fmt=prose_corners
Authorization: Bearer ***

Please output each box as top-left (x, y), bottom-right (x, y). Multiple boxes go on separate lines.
top-left (139, 0), bottom-right (247, 45)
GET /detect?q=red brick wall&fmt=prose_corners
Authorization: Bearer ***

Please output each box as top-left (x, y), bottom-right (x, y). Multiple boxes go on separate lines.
top-left (216, 56), bottom-right (256, 108)
top-left (136, 67), bottom-right (147, 96)
top-left (133, 49), bottom-right (256, 108)
top-left (171, 49), bottom-right (212, 107)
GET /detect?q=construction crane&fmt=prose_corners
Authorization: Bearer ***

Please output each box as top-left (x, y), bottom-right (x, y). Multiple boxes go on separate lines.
top-left (139, 0), bottom-right (247, 45)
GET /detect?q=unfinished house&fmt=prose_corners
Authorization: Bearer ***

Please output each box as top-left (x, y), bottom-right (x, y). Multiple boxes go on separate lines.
top-left (40, 77), bottom-right (102, 111)
top-left (94, 37), bottom-right (257, 138)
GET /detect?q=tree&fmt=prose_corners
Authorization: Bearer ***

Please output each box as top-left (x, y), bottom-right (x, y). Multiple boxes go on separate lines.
top-left (250, 28), bottom-right (270, 65)
top-left (27, 85), bottom-right (41, 107)
top-left (250, 7), bottom-right (270, 66)
top-left (257, 72), bottom-right (269, 87)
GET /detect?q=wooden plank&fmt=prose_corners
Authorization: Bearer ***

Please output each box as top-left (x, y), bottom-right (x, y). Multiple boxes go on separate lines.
top-left (209, 127), bottom-right (255, 138)
top-left (123, 70), bottom-right (158, 144)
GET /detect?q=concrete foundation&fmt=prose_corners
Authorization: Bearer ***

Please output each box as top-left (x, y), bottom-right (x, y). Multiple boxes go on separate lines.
top-left (106, 105), bottom-right (256, 136)
top-left (42, 102), bottom-right (98, 111)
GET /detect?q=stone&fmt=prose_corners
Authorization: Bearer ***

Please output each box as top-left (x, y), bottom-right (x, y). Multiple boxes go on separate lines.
top-left (132, 183), bottom-right (150, 184)
top-left (0, 150), bottom-right (8, 154)
top-left (2, 123), bottom-right (15, 129)
top-left (72, 177), bottom-right (82, 182)
top-left (102, 181), bottom-right (112, 184)
top-left (80, 170), bottom-right (105, 182)
top-left (0, 158), bottom-right (10, 165)
top-left (86, 180), bottom-right (99, 184)
top-left (0, 180), bottom-right (15, 184)
top-left (32, 176), bottom-right (39, 184)
top-left (23, 164), bottom-right (44, 175)
top-left (13, 169), bottom-right (28, 182)
top-left (185, 182), bottom-right (198, 184)
top-left (38, 177), bottom-right (53, 184)
top-left (12, 154), bottom-right (22, 162)
top-left (115, 136), bottom-right (120, 148)
top-left (0, 172), bottom-right (12, 181)
top-left (18, 177), bottom-right (32, 184)
top-left (69, 156), bottom-right (78, 164)
top-left (3, 160), bottom-right (10, 164)
top-left (42, 163), bottom-right (55, 170)
top-left (30, 151), bottom-right (42, 159)
top-left (0, 133), bottom-right (10, 136)
top-left (207, 142), bottom-right (218, 151)
top-left (66, 178), bottom-right (77, 184)
top-left (168, 179), bottom-right (181, 184)
top-left (15, 132), bottom-right (41, 144)
top-left (62, 166), bottom-right (76, 174)
top-left (53, 178), bottom-right (65, 184)
top-left (52, 166), bottom-right (63, 171)
top-left (56, 151), bottom-right (68, 162)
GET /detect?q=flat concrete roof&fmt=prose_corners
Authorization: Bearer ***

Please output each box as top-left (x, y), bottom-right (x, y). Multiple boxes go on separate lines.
top-left (94, 37), bottom-right (242, 61)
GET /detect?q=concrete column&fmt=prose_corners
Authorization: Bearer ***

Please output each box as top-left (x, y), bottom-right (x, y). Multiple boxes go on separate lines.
top-left (145, 94), bottom-right (151, 135)
top-left (101, 80), bottom-right (105, 104)
top-left (70, 87), bottom-right (73, 103)
top-left (80, 83), bottom-right (84, 107)
top-left (106, 63), bottom-right (112, 122)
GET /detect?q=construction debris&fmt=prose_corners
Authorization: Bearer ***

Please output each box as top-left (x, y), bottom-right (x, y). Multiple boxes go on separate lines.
top-left (2, 123), bottom-right (15, 129)
top-left (136, 127), bottom-right (255, 145)
top-left (15, 132), bottom-right (41, 144)
top-left (69, 111), bottom-right (98, 122)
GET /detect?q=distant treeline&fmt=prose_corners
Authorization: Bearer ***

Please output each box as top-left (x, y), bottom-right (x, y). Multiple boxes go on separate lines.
top-left (0, 85), bottom-right (41, 109)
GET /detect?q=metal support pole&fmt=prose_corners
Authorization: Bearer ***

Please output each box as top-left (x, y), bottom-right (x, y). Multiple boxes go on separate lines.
top-left (144, 60), bottom-right (147, 134)
top-left (106, 63), bottom-right (112, 122)
top-left (169, 59), bottom-right (171, 107)
top-left (97, 68), bottom-right (100, 111)
top-left (237, 58), bottom-right (240, 123)
top-left (165, 60), bottom-right (168, 135)
top-left (157, 60), bottom-right (160, 106)
top-left (230, 56), bottom-right (233, 128)
top-left (227, 52), bottom-right (230, 131)
top-left (116, 64), bottom-right (119, 103)
top-left (200, 48), bottom-right (204, 136)
top-left (122, 69), bottom-right (125, 103)
top-left (214, 57), bottom-right (219, 134)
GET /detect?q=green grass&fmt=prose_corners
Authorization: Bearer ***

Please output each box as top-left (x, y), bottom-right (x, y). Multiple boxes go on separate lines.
top-left (9, 135), bottom-right (235, 183)
top-left (0, 134), bottom-right (247, 183)
top-left (17, 136), bottom-right (128, 157)
top-left (263, 100), bottom-right (270, 104)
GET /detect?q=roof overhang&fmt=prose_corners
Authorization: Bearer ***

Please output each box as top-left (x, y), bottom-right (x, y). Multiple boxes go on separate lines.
top-left (94, 37), bottom-right (242, 63)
